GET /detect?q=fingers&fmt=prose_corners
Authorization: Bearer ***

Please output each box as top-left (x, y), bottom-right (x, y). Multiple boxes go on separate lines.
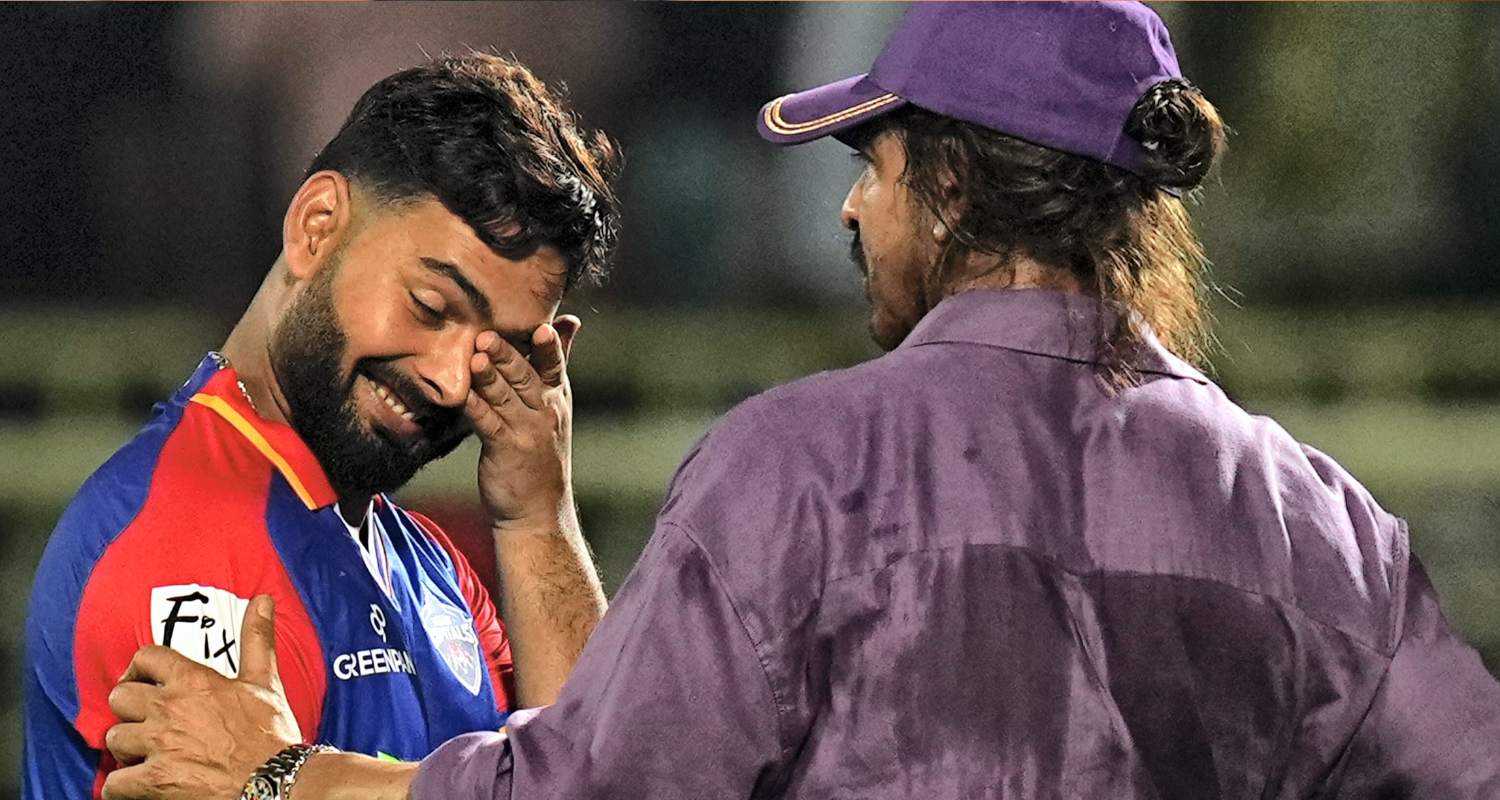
top-left (108, 681), bottom-right (162, 723)
top-left (120, 645), bottom-right (205, 687)
top-left (472, 331), bottom-right (545, 410)
top-left (102, 760), bottom-right (178, 800)
top-left (105, 722), bottom-right (152, 764)
top-left (553, 315), bottom-right (581, 361)
top-left (530, 325), bottom-right (567, 388)
top-left (463, 388), bottom-right (506, 441)
top-left (101, 763), bottom-right (156, 800)
top-left (237, 595), bottom-right (279, 689)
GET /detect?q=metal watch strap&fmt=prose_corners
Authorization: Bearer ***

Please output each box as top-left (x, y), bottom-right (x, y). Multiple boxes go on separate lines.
top-left (240, 743), bottom-right (337, 800)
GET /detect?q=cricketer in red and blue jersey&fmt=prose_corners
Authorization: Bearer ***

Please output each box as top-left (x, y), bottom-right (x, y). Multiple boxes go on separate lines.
top-left (22, 51), bottom-right (621, 800)
top-left (23, 353), bottom-right (513, 798)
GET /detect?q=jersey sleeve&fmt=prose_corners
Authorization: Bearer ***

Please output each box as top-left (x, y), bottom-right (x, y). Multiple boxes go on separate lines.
top-left (60, 409), bottom-right (328, 797)
top-left (409, 510), bottom-right (516, 713)
top-left (69, 517), bottom-right (329, 750)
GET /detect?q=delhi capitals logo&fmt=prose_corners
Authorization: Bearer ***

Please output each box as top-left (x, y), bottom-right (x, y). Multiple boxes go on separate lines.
top-left (419, 597), bottom-right (482, 696)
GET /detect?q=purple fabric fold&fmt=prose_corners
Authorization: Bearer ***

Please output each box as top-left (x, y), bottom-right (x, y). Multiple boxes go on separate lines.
top-left (413, 288), bottom-right (1500, 799)
top-left (411, 731), bottom-right (512, 800)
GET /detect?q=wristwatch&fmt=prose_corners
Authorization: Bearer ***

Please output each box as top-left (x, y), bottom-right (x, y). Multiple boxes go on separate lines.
top-left (240, 744), bottom-right (337, 800)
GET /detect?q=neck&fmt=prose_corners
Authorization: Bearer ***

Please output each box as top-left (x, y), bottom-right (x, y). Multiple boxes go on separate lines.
top-left (224, 312), bottom-right (373, 517)
top-left (338, 495), bottom-right (371, 527)
top-left (941, 252), bottom-right (1084, 299)
top-left (225, 264), bottom-right (372, 515)
top-left (221, 276), bottom-right (295, 427)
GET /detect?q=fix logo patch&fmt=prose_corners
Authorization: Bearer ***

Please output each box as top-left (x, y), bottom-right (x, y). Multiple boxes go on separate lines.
top-left (150, 584), bottom-right (249, 678)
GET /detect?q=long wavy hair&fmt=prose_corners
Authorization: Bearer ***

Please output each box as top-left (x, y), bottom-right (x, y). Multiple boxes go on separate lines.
top-left (869, 80), bottom-right (1227, 387)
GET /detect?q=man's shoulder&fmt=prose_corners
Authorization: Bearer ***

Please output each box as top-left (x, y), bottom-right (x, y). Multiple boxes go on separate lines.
top-left (1092, 378), bottom-right (1410, 650)
top-left (30, 396), bottom-right (284, 636)
top-left (699, 351), bottom-right (914, 450)
top-left (654, 354), bottom-right (919, 570)
top-left (25, 398), bottom-right (295, 727)
top-left (52, 398), bottom-right (277, 555)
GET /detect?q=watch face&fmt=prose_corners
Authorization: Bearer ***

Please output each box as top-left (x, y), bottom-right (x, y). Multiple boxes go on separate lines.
top-left (243, 775), bottom-right (279, 800)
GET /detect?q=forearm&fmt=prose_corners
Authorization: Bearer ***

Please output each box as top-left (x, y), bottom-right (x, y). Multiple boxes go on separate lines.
top-left (291, 752), bottom-right (418, 800)
top-left (493, 499), bottom-right (607, 706)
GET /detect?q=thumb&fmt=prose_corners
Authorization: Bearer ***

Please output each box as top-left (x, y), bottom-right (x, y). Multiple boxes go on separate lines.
top-left (237, 594), bottom-right (279, 688)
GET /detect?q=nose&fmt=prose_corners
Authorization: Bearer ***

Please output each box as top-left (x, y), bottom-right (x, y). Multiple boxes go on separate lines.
top-left (840, 177), bottom-right (862, 231)
top-left (413, 328), bottom-right (473, 409)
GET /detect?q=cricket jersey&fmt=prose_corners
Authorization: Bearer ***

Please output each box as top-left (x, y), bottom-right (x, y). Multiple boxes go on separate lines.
top-left (23, 353), bottom-right (513, 799)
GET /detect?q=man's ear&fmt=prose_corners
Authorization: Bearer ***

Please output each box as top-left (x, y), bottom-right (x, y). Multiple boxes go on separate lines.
top-left (282, 170), bottom-right (354, 282)
top-left (929, 171), bottom-right (965, 247)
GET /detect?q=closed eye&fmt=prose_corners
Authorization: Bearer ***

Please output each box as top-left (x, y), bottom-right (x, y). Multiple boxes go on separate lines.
top-left (409, 292), bottom-right (443, 325)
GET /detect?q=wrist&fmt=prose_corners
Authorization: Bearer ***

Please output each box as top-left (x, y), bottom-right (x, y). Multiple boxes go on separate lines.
top-left (491, 491), bottom-right (578, 537)
top-left (291, 751), bottom-right (418, 800)
top-left (240, 744), bottom-right (336, 800)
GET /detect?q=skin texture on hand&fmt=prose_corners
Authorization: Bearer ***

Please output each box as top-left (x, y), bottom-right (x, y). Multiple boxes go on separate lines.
top-left (101, 596), bottom-right (303, 800)
top-left (464, 319), bottom-right (607, 706)
top-left (464, 320), bottom-right (578, 527)
top-left (103, 596), bottom-right (421, 800)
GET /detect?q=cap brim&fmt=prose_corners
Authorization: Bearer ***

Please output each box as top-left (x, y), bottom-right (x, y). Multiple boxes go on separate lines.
top-left (757, 74), bottom-right (908, 146)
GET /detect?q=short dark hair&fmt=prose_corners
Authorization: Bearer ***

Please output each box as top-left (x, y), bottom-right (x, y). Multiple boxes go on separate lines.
top-left (307, 51), bottom-right (621, 290)
top-left (862, 80), bottom-right (1227, 385)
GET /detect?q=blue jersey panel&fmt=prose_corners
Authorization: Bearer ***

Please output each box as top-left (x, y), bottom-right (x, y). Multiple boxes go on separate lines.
top-left (22, 356), bottom-right (221, 800)
top-left (379, 501), bottom-right (504, 746)
top-left (263, 480), bottom-right (502, 760)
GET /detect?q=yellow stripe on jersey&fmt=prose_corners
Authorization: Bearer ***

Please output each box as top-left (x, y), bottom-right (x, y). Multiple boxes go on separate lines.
top-left (189, 393), bottom-right (320, 510)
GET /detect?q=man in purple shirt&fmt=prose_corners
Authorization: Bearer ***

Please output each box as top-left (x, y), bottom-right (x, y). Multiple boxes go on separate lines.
top-left (101, 3), bottom-right (1500, 799)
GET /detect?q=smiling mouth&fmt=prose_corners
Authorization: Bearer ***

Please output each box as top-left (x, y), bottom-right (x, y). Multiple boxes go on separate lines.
top-left (367, 375), bottom-right (419, 424)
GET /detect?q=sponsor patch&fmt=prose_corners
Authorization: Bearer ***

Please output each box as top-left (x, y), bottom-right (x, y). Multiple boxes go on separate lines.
top-left (150, 584), bottom-right (249, 678)
top-left (333, 647), bottom-right (417, 681)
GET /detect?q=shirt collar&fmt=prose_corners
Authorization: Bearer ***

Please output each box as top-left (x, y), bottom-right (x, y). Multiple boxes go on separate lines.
top-left (177, 353), bottom-right (340, 510)
top-left (900, 288), bottom-right (1209, 384)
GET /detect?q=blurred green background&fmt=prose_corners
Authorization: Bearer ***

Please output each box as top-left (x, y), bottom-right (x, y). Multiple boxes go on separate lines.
top-left (2, 4), bottom-right (1498, 795)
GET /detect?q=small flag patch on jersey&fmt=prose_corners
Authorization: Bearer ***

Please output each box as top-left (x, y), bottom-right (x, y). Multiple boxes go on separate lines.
top-left (420, 597), bottom-right (483, 696)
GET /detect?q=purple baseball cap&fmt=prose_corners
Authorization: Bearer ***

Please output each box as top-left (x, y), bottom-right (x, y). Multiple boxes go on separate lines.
top-left (757, 1), bottom-right (1183, 176)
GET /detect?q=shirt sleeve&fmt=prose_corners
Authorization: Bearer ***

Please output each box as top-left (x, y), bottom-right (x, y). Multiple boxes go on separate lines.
top-left (45, 519), bottom-right (328, 799)
top-left (1325, 557), bottom-right (1500, 797)
top-left (409, 510), bottom-right (516, 712)
top-left (410, 521), bottom-right (786, 800)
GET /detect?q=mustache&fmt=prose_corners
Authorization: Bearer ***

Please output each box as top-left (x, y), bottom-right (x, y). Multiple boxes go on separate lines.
top-left (848, 230), bottom-right (866, 276)
top-left (359, 360), bottom-right (465, 438)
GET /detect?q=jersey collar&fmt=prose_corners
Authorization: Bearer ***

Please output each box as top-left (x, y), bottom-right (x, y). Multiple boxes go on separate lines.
top-left (900, 288), bottom-right (1209, 384)
top-left (183, 353), bottom-right (339, 510)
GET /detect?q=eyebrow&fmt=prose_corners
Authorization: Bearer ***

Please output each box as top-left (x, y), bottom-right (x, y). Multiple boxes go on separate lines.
top-left (417, 256), bottom-right (537, 351)
top-left (418, 257), bottom-right (493, 322)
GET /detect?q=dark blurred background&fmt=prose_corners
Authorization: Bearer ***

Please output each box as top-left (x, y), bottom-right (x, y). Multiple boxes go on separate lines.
top-left (2, 4), bottom-right (1498, 794)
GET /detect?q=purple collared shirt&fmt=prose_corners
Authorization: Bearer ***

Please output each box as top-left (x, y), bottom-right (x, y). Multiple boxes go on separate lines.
top-left (414, 289), bottom-right (1500, 799)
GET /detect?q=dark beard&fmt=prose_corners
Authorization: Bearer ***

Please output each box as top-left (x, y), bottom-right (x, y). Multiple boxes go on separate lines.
top-left (267, 265), bottom-right (468, 499)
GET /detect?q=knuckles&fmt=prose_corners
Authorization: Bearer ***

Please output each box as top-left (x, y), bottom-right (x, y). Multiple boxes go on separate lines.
top-left (104, 725), bottom-right (125, 754)
top-left (100, 774), bottom-right (128, 800)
